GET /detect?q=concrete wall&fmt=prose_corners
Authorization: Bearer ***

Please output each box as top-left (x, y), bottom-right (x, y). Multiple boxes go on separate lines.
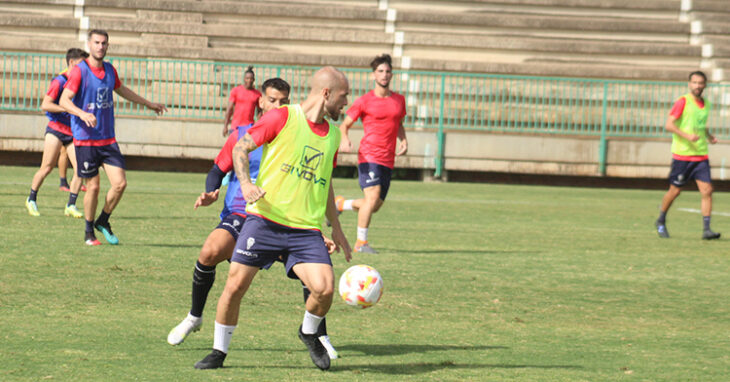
top-left (4, 112), bottom-right (730, 180)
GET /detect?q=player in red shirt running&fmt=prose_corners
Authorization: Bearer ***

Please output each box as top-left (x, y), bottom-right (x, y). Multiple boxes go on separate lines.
top-left (25, 48), bottom-right (89, 218)
top-left (337, 54), bottom-right (408, 253)
top-left (223, 66), bottom-right (262, 137)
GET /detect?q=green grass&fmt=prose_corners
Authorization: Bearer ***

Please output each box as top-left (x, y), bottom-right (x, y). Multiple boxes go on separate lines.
top-left (1, 165), bottom-right (728, 381)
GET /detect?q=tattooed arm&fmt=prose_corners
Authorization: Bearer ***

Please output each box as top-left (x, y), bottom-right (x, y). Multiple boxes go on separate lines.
top-left (233, 133), bottom-right (266, 203)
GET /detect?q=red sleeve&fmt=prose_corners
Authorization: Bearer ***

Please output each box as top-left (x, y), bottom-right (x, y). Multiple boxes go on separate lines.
top-left (345, 95), bottom-right (364, 121)
top-left (214, 131), bottom-right (239, 172)
top-left (248, 107), bottom-right (289, 146)
top-left (111, 65), bottom-right (121, 89)
top-left (64, 66), bottom-right (82, 94)
top-left (46, 79), bottom-right (62, 98)
top-left (669, 98), bottom-right (686, 119)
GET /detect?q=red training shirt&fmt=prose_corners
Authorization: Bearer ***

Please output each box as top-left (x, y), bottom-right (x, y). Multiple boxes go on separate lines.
top-left (229, 85), bottom-right (262, 129)
top-left (64, 59), bottom-right (121, 94)
top-left (346, 90), bottom-right (406, 169)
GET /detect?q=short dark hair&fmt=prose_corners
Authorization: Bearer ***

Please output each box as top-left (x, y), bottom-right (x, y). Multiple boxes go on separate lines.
top-left (370, 53), bottom-right (392, 71)
top-left (261, 77), bottom-right (290, 95)
top-left (65, 48), bottom-right (89, 65)
top-left (689, 70), bottom-right (707, 82)
top-left (245, 65), bottom-right (255, 76)
top-left (87, 29), bottom-right (109, 41)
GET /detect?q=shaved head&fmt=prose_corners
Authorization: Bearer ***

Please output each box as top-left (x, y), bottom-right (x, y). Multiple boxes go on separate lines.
top-left (309, 66), bottom-right (350, 121)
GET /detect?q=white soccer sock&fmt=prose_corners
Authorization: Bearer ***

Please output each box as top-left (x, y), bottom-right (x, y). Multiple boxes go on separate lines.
top-left (213, 321), bottom-right (236, 354)
top-left (302, 311), bottom-right (324, 334)
top-left (357, 227), bottom-right (368, 242)
top-left (343, 199), bottom-right (354, 211)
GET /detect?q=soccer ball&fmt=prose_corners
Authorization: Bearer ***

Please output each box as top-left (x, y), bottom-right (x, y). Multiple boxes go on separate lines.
top-left (338, 265), bottom-right (383, 309)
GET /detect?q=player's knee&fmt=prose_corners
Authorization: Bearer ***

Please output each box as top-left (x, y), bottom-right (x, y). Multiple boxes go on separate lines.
top-left (113, 179), bottom-right (127, 193)
top-left (199, 244), bottom-right (225, 266)
top-left (372, 200), bottom-right (384, 212)
top-left (86, 181), bottom-right (100, 193)
top-left (39, 164), bottom-right (54, 177)
top-left (309, 283), bottom-right (334, 301)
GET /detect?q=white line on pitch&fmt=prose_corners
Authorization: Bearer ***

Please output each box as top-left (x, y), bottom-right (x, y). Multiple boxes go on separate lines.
top-left (677, 208), bottom-right (730, 217)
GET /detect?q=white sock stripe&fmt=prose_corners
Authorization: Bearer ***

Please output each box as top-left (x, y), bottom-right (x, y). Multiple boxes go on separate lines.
top-left (195, 264), bottom-right (216, 273)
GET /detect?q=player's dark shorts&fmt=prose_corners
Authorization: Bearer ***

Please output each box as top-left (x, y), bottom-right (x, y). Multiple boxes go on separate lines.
top-left (45, 126), bottom-right (73, 146)
top-left (669, 159), bottom-right (711, 187)
top-left (216, 213), bottom-right (246, 240)
top-left (231, 215), bottom-right (330, 279)
top-left (358, 162), bottom-right (393, 201)
top-left (75, 143), bottom-right (126, 178)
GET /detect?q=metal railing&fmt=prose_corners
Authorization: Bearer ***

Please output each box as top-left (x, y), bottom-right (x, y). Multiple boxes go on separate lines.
top-left (2, 52), bottom-right (729, 176)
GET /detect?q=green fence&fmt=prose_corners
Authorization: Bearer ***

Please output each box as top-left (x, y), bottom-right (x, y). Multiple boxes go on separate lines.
top-left (2, 52), bottom-right (729, 175)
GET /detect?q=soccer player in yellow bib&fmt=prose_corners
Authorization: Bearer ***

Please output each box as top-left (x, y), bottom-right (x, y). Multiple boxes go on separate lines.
top-left (655, 71), bottom-right (720, 240)
top-left (195, 67), bottom-right (352, 371)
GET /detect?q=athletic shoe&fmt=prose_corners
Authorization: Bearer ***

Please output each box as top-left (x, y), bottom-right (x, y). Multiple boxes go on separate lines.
top-left (334, 195), bottom-right (345, 213)
top-left (85, 231), bottom-right (101, 246)
top-left (64, 204), bottom-right (83, 218)
top-left (94, 221), bottom-right (119, 245)
top-left (702, 229), bottom-right (721, 240)
top-left (298, 325), bottom-right (330, 370)
top-left (25, 198), bottom-right (40, 217)
top-left (354, 240), bottom-right (378, 254)
top-left (319, 335), bottom-right (339, 360)
top-left (655, 221), bottom-right (669, 238)
top-left (167, 315), bottom-right (203, 345)
top-left (85, 238), bottom-right (102, 246)
top-left (81, 185), bottom-right (87, 192)
top-left (59, 185), bottom-right (71, 192)
top-left (194, 349), bottom-right (227, 369)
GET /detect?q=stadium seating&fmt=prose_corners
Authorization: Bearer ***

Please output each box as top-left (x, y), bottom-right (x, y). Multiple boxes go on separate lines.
top-left (0, 0), bottom-right (727, 81)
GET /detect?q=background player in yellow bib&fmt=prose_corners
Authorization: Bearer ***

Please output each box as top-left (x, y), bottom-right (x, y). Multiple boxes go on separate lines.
top-left (655, 71), bottom-right (720, 240)
top-left (194, 67), bottom-right (352, 371)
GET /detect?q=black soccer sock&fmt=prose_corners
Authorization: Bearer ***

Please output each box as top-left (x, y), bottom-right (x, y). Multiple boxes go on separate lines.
top-left (301, 283), bottom-right (327, 335)
top-left (190, 261), bottom-right (216, 318)
top-left (68, 193), bottom-right (79, 207)
top-left (60, 177), bottom-right (69, 188)
top-left (85, 219), bottom-right (94, 233)
top-left (96, 210), bottom-right (111, 226)
top-left (657, 211), bottom-right (667, 224)
top-left (703, 216), bottom-right (711, 230)
top-left (29, 189), bottom-right (38, 202)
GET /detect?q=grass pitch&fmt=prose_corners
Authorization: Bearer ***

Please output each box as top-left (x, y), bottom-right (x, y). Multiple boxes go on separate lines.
top-left (0, 165), bottom-right (728, 381)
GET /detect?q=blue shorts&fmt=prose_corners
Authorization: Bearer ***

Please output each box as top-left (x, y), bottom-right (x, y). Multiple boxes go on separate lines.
top-left (669, 159), bottom-right (711, 187)
top-left (358, 162), bottom-right (392, 201)
top-left (74, 143), bottom-right (126, 178)
top-left (45, 127), bottom-right (73, 146)
top-left (216, 213), bottom-right (246, 240)
top-left (231, 215), bottom-right (330, 279)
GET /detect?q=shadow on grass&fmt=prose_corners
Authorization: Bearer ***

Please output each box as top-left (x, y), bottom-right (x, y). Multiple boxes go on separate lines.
top-left (336, 343), bottom-right (507, 356)
top-left (126, 243), bottom-right (201, 249)
top-left (328, 361), bottom-right (582, 375)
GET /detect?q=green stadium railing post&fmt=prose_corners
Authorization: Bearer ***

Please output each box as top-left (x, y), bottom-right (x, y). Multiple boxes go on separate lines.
top-left (598, 81), bottom-right (608, 176)
top-left (434, 73), bottom-right (446, 179)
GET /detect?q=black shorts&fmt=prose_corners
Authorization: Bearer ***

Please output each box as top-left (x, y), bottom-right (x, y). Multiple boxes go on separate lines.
top-left (231, 215), bottom-right (330, 279)
top-left (358, 162), bottom-right (393, 201)
top-left (45, 127), bottom-right (73, 146)
top-left (669, 159), bottom-right (711, 187)
top-left (216, 213), bottom-right (246, 241)
top-left (74, 143), bottom-right (126, 178)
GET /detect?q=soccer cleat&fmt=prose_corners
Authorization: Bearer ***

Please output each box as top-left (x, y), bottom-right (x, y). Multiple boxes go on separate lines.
top-left (319, 335), bottom-right (339, 360)
top-left (655, 221), bottom-right (669, 238)
top-left (354, 240), bottom-right (378, 254)
top-left (64, 204), bottom-right (83, 218)
top-left (167, 315), bottom-right (203, 345)
top-left (298, 325), bottom-right (330, 370)
top-left (85, 238), bottom-right (102, 246)
top-left (95, 221), bottom-right (119, 245)
top-left (59, 185), bottom-right (71, 192)
top-left (702, 229), bottom-right (721, 240)
top-left (335, 195), bottom-right (345, 213)
top-left (81, 185), bottom-right (87, 192)
top-left (194, 349), bottom-right (227, 369)
top-left (25, 198), bottom-right (40, 217)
